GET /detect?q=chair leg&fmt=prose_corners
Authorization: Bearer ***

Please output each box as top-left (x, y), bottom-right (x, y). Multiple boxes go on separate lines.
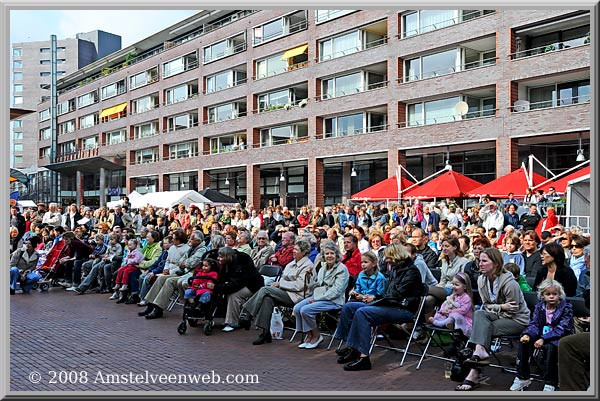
top-left (327, 326), bottom-right (339, 350)
top-left (289, 329), bottom-right (298, 343)
top-left (416, 328), bottom-right (436, 370)
top-left (368, 327), bottom-right (378, 355)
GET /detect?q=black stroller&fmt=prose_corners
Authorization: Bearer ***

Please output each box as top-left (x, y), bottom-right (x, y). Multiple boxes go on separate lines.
top-left (177, 275), bottom-right (223, 336)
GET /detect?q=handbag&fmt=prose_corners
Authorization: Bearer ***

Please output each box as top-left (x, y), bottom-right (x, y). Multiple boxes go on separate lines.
top-left (270, 307), bottom-right (284, 340)
top-left (450, 347), bottom-right (474, 382)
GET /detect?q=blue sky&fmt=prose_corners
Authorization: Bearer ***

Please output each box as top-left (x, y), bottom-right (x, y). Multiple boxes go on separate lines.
top-left (11, 10), bottom-right (199, 47)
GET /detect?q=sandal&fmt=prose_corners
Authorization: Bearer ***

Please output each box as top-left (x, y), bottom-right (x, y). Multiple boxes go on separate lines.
top-left (463, 355), bottom-right (490, 368)
top-left (455, 379), bottom-right (480, 391)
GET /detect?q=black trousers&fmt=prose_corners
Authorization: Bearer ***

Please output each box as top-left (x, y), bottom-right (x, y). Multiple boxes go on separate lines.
top-left (517, 340), bottom-right (558, 386)
top-left (558, 333), bottom-right (590, 391)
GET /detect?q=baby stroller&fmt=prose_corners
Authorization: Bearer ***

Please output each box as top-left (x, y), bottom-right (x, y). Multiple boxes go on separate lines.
top-left (34, 241), bottom-right (68, 291)
top-left (177, 275), bottom-right (224, 336)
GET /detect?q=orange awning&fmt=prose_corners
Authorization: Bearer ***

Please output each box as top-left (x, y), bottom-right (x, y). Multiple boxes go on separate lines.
top-left (99, 102), bottom-right (127, 119)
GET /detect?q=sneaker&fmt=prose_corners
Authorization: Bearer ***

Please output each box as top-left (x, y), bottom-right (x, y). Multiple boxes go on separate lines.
top-left (543, 384), bottom-right (555, 392)
top-left (74, 288), bottom-right (84, 295)
top-left (112, 284), bottom-right (120, 290)
top-left (222, 325), bottom-right (236, 332)
top-left (510, 377), bottom-right (531, 391)
top-left (66, 286), bottom-right (78, 292)
top-left (109, 291), bottom-right (120, 300)
top-left (119, 284), bottom-right (128, 291)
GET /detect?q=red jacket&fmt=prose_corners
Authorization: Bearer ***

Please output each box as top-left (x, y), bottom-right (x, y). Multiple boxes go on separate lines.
top-left (272, 245), bottom-right (294, 268)
top-left (535, 208), bottom-right (559, 238)
top-left (341, 248), bottom-right (362, 277)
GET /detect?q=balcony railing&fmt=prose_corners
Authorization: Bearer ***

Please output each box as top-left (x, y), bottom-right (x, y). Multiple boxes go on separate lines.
top-left (252, 135), bottom-right (310, 148)
top-left (317, 124), bottom-right (389, 139)
top-left (130, 103), bottom-right (160, 115)
top-left (130, 156), bottom-right (159, 166)
top-left (317, 36), bottom-right (388, 62)
top-left (398, 57), bottom-right (497, 83)
top-left (163, 93), bottom-right (199, 106)
top-left (132, 130), bottom-right (160, 141)
top-left (163, 150), bottom-right (199, 161)
top-left (203, 77), bottom-right (248, 94)
top-left (315, 10), bottom-right (356, 23)
top-left (398, 109), bottom-right (497, 128)
top-left (253, 18), bottom-right (308, 46)
top-left (163, 120), bottom-right (200, 134)
top-left (163, 59), bottom-right (199, 78)
top-left (254, 97), bottom-right (309, 114)
top-left (203, 110), bottom-right (247, 125)
top-left (254, 60), bottom-right (309, 80)
top-left (204, 143), bottom-right (247, 155)
top-left (509, 95), bottom-right (590, 112)
top-left (399, 10), bottom-right (494, 38)
top-left (54, 146), bottom-right (99, 163)
top-left (204, 42), bottom-right (247, 64)
top-left (509, 38), bottom-right (590, 60)
top-left (317, 80), bottom-right (389, 100)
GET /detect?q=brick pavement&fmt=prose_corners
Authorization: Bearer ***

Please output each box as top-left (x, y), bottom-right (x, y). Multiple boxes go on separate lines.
top-left (9, 287), bottom-right (544, 393)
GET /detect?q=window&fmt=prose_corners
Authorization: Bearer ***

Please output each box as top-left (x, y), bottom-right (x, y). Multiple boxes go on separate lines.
top-left (14, 143), bottom-right (23, 152)
top-left (57, 59), bottom-right (66, 64)
top-left (260, 123), bottom-right (308, 147)
top-left (59, 141), bottom-right (76, 155)
top-left (209, 132), bottom-right (246, 154)
top-left (79, 113), bottom-right (98, 129)
top-left (13, 84), bottom-right (23, 92)
top-left (322, 72), bottom-right (362, 98)
top-left (13, 155), bottom-right (23, 164)
top-left (40, 59), bottom-right (51, 65)
top-left (40, 72), bottom-right (51, 77)
top-left (258, 88), bottom-right (294, 111)
top-left (207, 101), bottom-right (247, 123)
top-left (132, 93), bottom-right (159, 114)
top-left (402, 10), bottom-right (492, 38)
top-left (319, 31), bottom-right (360, 61)
top-left (407, 96), bottom-right (461, 126)
top-left (13, 60), bottom-right (22, 68)
top-left (528, 80), bottom-right (590, 110)
top-left (465, 96), bottom-right (496, 118)
top-left (166, 112), bottom-right (198, 132)
top-left (253, 11), bottom-right (307, 45)
top-left (59, 120), bottom-right (76, 135)
top-left (255, 53), bottom-right (289, 79)
top-left (77, 90), bottom-right (99, 108)
top-left (82, 136), bottom-right (98, 149)
top-left (12, 120), bottom-right (23, 129)
top-left (57, 99), bottom-right (76, 116)
top-left (13, 48), bottom-right (22, 56)
top-left (315, 10), bottom-right (356, 23)
top-left (57, 47), bottom-right (66, 51)
top-left (13, 131), bottom-right (23, 140)
top-left (13, 96), bottom-right (23, 105)
top-left (57, 71), bottom-right (66, 76)
top-left (165, 81), bottom-right (199, 105)
top-left (129, 66), bottom-right (159, 90)
top-left (39, 109), bottom-right (50, 122)
top-left (133, 121), bottom-right (159, 139)
top-left (40, 127), bottom-right (51, 140)
top-left (324, 112), bottom-right (387, 138)
top-left (40, 47), bottom-right (50, 53)
top-left (169, 141), bottom-right (198, 159)
top-left (13, 72), bottom-right (23, 81)
top-left (101, 79), bottom-right (126, 100)
top-left (106, 129), bottom-right (126, 145)
top-left (39, 147), bottom-right (50, 159)
top-left (162, 51), bottom-right (198, 78)
top-left (135, 148), bottom-right (158, 164)
top-left (205, 68), bottom-right (247, 93)
top-left (203, 32), bottom-right (246, 63)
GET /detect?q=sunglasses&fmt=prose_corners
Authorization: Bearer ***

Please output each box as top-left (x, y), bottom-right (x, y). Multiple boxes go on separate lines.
top-left (571, 244), bottom-right (583, 249)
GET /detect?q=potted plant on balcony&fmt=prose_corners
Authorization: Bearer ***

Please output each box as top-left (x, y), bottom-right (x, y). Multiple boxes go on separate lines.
top-left (584, 32), bottom-right (590, 44)
top-left (283, 103), bottom-right (292, 110)
top-left (298, 98), bottom-right (308, 107)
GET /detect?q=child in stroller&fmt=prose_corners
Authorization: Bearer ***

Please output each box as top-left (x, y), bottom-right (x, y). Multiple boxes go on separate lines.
top-left (178, 258), bottom-right (220, 336)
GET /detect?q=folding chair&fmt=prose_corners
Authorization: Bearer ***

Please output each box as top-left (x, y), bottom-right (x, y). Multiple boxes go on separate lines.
top-left (166, 288), bottom-right (184, 312)
top-left (567, 296), bottom-right (589, 317)
top-left (416, 320), bottom-right (468, 369)
top-left (369, 283), bottom-right (429, 367)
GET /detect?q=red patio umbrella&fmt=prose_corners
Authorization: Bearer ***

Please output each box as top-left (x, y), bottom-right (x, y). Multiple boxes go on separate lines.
top-left (403, 170), bottom-right (482, 199)
top-left (536, 165), bottom-right (590, 193)
top-left (351, 176), bottom-right (416, 201)
top-left (466, 167), bottom-right (547, 198)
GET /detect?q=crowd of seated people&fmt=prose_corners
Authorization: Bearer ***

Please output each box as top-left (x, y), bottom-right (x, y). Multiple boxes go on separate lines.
top-left (8, 195), bottom-right (591, 390)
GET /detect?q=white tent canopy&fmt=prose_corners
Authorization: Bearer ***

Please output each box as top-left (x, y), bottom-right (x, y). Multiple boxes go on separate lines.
top-left (130, 190), bottom-right (212, 209)
top-left (106, 190), bottom-right (143, 209)
top-left (17, 200), bottom-right (37, 208)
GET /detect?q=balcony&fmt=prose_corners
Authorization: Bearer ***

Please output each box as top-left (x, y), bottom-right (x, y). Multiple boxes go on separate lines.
top-left (317, 36), bottom-right (388, 63)
top-left (317, 123), bottom-right (389, 140)
top-left (55, 147), bottom-right (99, 163)
top-left (318, 80), bottom-right (388, 101)
top-left (399, 108), bottom-right (498, 128)
top-left (254, 60), bottom-right (309, 81)
top-left (509, 39), bottom-right (590, 61)
top-left (506, 101), bottom-right (590, 136)
top-left (399, 57), bottom-right (497, 84)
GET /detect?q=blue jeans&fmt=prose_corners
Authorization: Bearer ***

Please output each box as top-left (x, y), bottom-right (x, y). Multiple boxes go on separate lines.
top-left (10, 267), bottom-right (42, 293)
top-left (128, 269), bottom-right (142, 294)
top-left (138, 272), bottom-right (155, 299)
top-left (72, 259), bottom-right (86, 286)
top-left (78, 260), bottom-right (104, 292)
top-left (10, 267), bottom-right (20, 290)
top-left (293, 297), bottom-right (341, 333)
top-left (335, 301), bottom-right (415, 356)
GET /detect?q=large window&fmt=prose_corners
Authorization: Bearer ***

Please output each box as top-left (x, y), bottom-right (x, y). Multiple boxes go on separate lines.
top-left (129, 66), bottom-right (159, 90)
top-left (77, 90), bottom-right (99, 108)
top-left (13, 72), bottom-right (23, 81)
top-left (165, 81), bottom-right (199, 105)
top-left (59, 120), bottom-right (76, 135)
top-left (401, 10), bottom-right (493, 38)
top-left (57, 99), bottom-right (75, 115)
top-left (132, 93), bottom-right (159, 114)
top-left (203, 33), bottom-right (246, 63)
top-left (169, 141), bottom-right (198, 159)
top-left (260, 123), bottom-right (308, 147)
top-left (106, 129), bottom-right (126, 145)
top-left (135, 148), bottom-right (158, 164)
top-left (255, 53), bottom-right (290, 79)
top-left (258, 88), bottom-right (295, 111)
top-left (12, 120), bottom-right (23, 129)
top-left (205, 68), bottom-right (247, 94)
top-left (39, 109), bottom-right (51, 122)
top-left (101, 79), bottom-right (126, 100)
top-left (40, 127), bottom-right (52, 140)
top-left (528, 79), bottom-right (590, 110)
top-left (166, 112), bottom-right (198, 132)
top-left (209, 132), bottom-right (246, 154)
top-left (59, 141), bottom-right (76, 155)
top-left (253, 11), bottom-right (307, 45)
top-left (207, 101), bottom-right (247, 123)
top-left (13, 96), bottom-right (23, 105)
top-left (82, 136), bottom-right (98, 149)
top-left (162, 51), bottom-right (198, 78)
top-left (322, 70), bottom-right (386, 98)
top-left (319, 22), bottom-right (387, 62)
top-left (408, 97), bottom-right (460, 126)
top-left (13, 84), bottom-right (23, 92)
top-left (133, 121), bottom-right (159, 139)
top-left (324, 111), bottom-right (386, 138)
top-left (79, 113), bottom-right (98, 129)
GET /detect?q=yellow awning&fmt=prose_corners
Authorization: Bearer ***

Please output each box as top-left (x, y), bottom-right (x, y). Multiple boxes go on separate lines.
top-left (99, 102), bottom-right (127, 119)
top-left (281, 44), bottom-right (308, 60)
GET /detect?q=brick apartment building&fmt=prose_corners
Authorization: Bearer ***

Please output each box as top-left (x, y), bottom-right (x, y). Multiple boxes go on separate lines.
top-left (35, 9), bottom-right (591, 209)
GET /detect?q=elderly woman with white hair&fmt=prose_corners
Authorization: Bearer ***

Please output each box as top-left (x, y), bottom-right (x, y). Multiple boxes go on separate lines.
top-left (292, 241), bottom-right (349, 349)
